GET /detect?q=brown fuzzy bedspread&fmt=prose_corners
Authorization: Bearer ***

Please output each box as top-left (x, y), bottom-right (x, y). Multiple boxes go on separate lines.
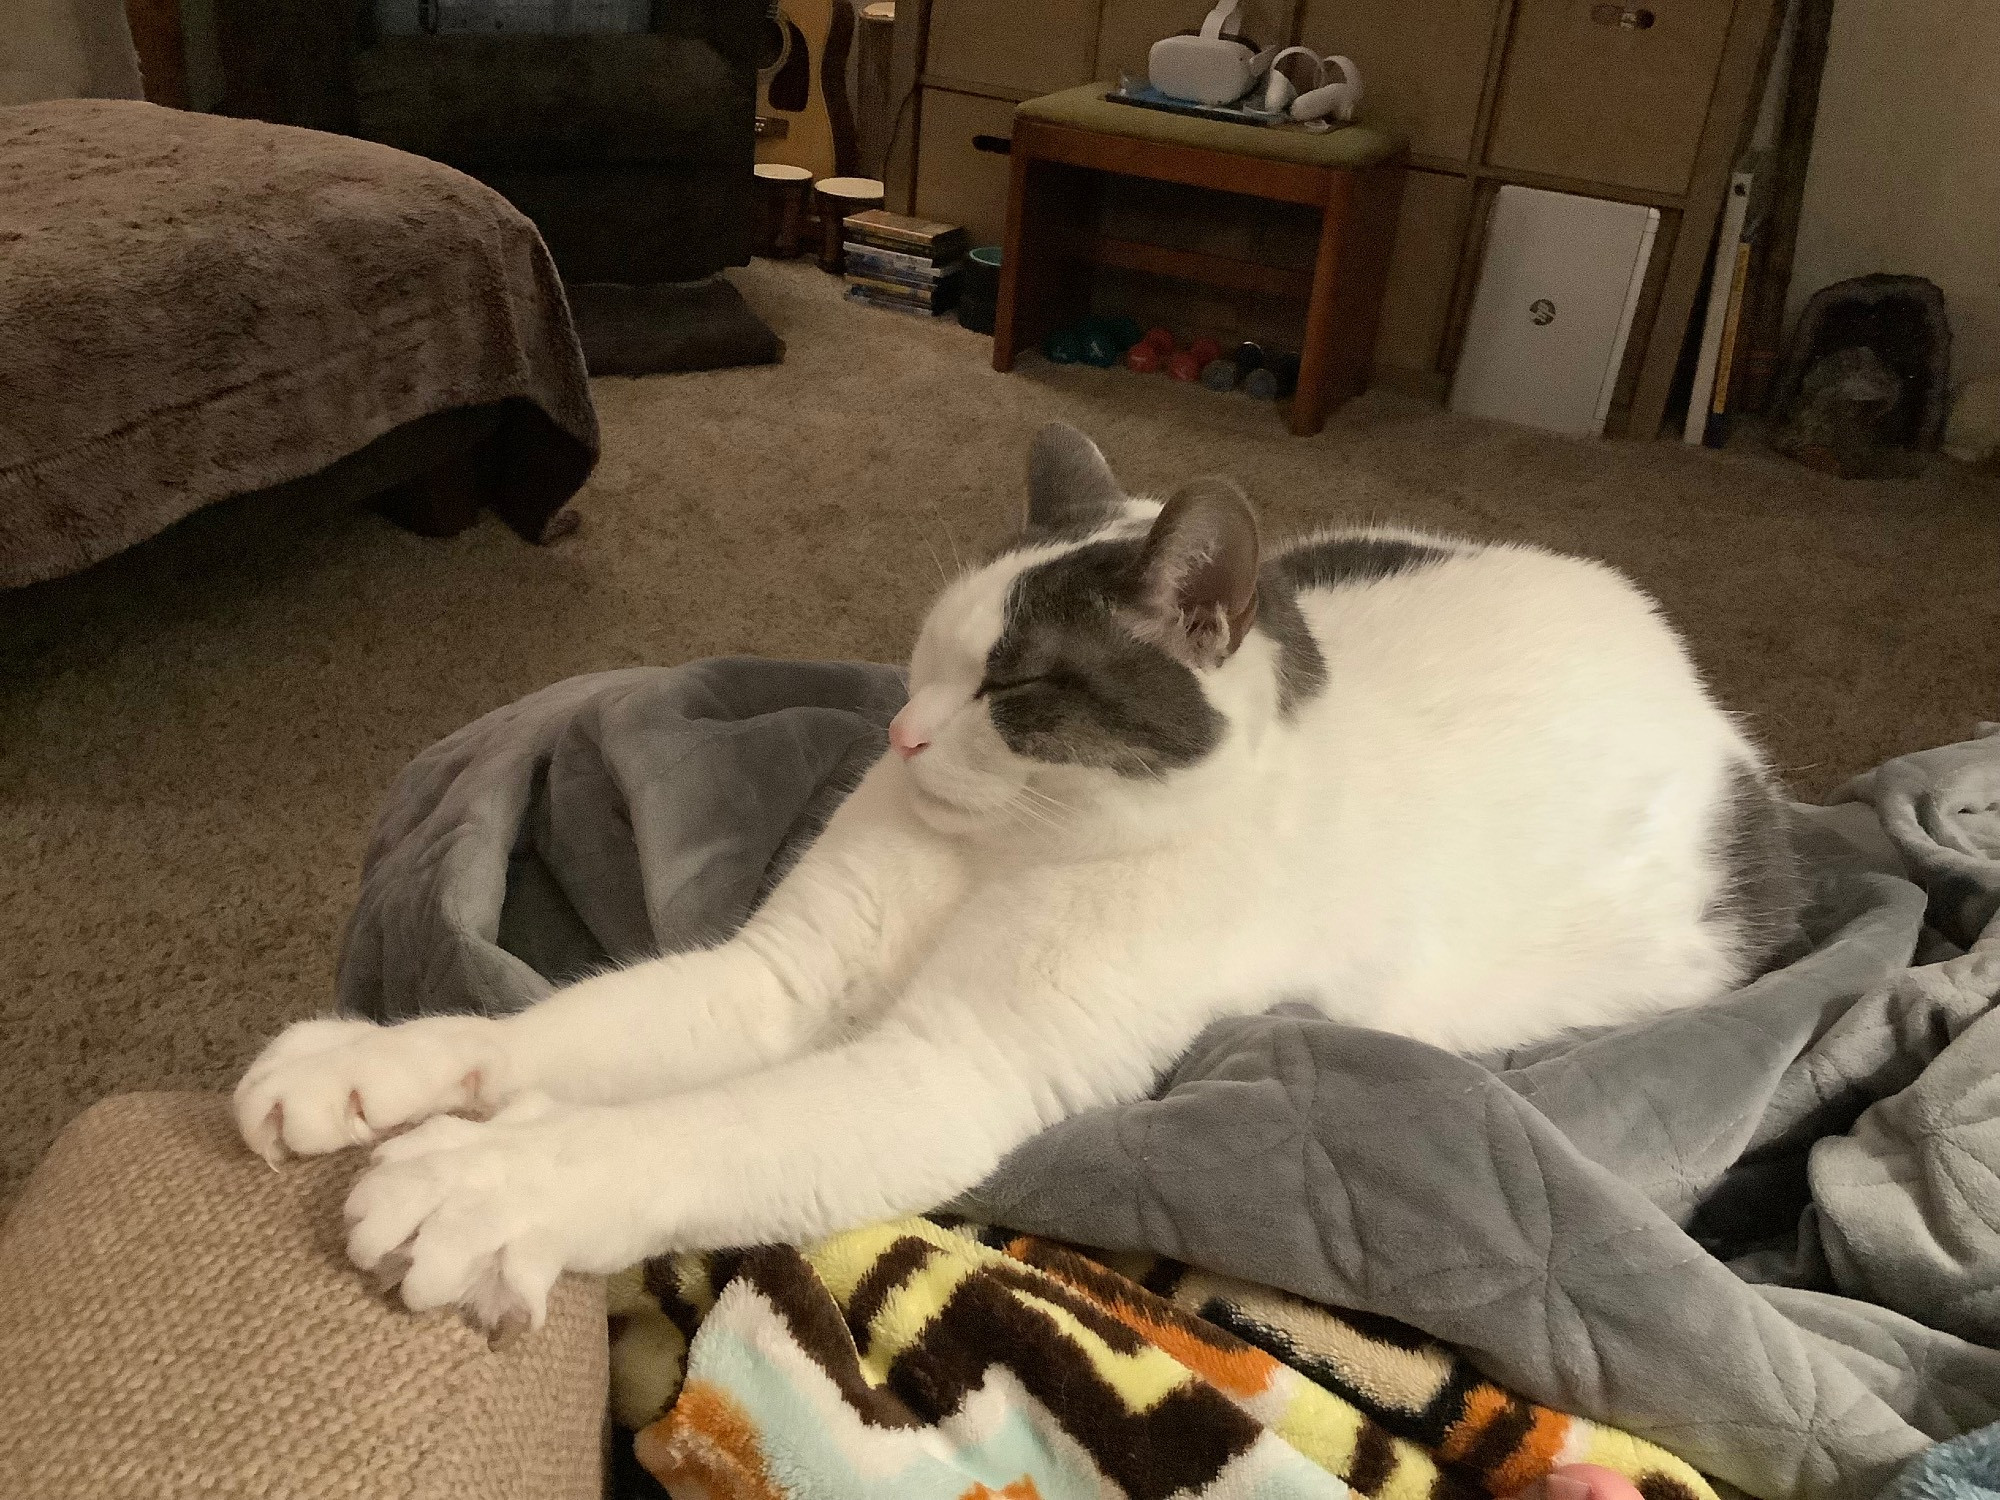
top-left (0, 99), bottom-right (598, 588)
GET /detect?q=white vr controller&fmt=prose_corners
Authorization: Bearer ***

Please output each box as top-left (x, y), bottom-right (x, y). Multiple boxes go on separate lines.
top-left (1259, 45), bottom-right (1363, 124)
top-left (1147, 0), bottom-right (1363, 122)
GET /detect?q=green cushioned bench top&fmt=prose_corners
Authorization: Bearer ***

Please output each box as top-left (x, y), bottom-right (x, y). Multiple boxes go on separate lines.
top-left (1016, 83), bottom-right (1404, 170)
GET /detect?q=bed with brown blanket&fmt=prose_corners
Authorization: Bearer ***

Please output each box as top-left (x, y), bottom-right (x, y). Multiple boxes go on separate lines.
top-left (0, 99), bottom-right (598, 589)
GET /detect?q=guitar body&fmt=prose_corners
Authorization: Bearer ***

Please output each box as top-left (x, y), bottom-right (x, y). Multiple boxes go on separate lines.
top-left (756, 0), bottom-right (859, 180)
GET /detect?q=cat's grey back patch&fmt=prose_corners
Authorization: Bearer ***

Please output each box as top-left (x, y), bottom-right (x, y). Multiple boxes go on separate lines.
top-left (1257, 531), bottom-right (1456, 713)
top-left (1275, 534), bottom-right (1459, 593)
top-left (1252, 579), bottom-right (1328, 713)
top-left (1706, 760), bottom-right (1805, 975)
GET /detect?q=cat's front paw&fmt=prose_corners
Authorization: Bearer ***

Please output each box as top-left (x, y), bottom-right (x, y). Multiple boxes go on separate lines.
top-left (234, 1014), bottom-right (501, 1164)
top-left (342, 1098), bottom-right (629, 1334)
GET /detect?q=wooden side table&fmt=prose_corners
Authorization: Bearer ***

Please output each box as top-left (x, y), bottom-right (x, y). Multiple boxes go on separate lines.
top-left (992, 86), bottom-right (1407, 437)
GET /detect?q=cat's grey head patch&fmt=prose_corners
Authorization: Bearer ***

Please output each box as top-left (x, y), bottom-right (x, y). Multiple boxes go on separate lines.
top-left (982, 477), bottom-right (1264, 776)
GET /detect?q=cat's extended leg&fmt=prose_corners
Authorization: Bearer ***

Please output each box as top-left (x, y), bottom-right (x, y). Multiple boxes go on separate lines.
top-left (236, 764), bottom-right (967, 1162)
top-left (338, 956), bottom-right (1211, 1330)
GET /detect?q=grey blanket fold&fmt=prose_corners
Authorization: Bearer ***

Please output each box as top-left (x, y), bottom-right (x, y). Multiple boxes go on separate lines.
top-left (338, 665), bottom-right (2000, 1500)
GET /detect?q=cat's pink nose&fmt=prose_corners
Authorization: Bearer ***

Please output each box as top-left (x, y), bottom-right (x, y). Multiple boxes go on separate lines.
top-left (889, 714), bottom-right (930, 760)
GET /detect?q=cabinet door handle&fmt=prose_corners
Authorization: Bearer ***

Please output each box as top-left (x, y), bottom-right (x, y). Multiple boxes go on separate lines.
top-left (1589, 3), bottom-right (1657, 28)
top-left (972, 134), bottom-right (1013, 155)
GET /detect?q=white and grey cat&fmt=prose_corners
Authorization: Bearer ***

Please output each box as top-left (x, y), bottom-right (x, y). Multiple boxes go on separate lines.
top-left (236, 422), bottom-right (1798, 1332)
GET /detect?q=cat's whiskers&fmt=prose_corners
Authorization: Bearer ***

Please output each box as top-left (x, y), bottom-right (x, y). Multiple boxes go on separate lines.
top-left (919, 536), bottom-right (951, 589)
top-left (908, 485), bottom-right (971, 588)
top-left (998, 803), bottom-right (1054, 842)
top-left (1115, 750), bottom-right (1171, 789)
top-left (1017, 783), bottom-right (1081, 821)
top-left (1000, 804), bottom-right (1044, 839)
top-left (1003, 787), bottom-right (1071, 839)
top-left (925, 497), bottom-right (966, 576)
top-left (1006, 794), bottom-right (1064, 833)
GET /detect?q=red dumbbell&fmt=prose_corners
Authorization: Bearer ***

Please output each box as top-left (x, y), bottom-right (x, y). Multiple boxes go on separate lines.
top-left (1126, 341), bottom-right (1162, 373)
top-left (1143, 326), bottom-right (1176, 354)
top-left (1167, 350), bottom-right (1204, 381)
top-left (1188, 336), bottom-right (1222, 366)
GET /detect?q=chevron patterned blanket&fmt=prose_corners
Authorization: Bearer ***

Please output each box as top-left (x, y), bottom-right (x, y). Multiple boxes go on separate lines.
top-left (608, 1218), bottom-right (1714, 1500)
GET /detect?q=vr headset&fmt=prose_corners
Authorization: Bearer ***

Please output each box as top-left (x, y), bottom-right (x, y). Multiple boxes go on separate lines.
top-left (1148, 0), bottom-right (1364, 122)
top-left (1146, 0), bottom-right (1258, 106)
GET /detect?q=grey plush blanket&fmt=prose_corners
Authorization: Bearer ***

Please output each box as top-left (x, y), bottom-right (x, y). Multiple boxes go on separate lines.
top-left (338, 659), bottom-right (2000, 1500)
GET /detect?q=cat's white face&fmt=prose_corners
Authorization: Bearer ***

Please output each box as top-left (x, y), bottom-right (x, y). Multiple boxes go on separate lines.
top-left (885, 425), bottom-right (1268, 838)
top-left (892, 559), bottom-right (1042, 828)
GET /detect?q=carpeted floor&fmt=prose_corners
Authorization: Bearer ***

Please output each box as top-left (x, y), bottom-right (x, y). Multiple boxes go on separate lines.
top-left (2, 257), bottom-right (1995, 1206)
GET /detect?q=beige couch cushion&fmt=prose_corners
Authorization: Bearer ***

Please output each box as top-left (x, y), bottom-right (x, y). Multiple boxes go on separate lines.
top-left (0, 1093), bottom-right (608, 1499)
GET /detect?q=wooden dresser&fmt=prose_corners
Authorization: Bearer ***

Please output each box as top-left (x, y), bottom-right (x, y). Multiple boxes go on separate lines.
top-left (885, 0), bottom-right (1779, 437)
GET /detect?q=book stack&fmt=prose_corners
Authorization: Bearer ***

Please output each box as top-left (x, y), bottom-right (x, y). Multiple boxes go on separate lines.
top-left (842, 210), bottom-right (967, 318)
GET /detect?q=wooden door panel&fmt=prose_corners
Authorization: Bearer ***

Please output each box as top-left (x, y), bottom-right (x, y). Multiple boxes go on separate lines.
top-left (927, 0), bottom-right (1100, 96)
top-left (1299, 0), bottom-right (1504, 162)
top-left (914, 87), bottom-right (1018, 245)
top-left (1486, 0), bottom-right (1736, 194)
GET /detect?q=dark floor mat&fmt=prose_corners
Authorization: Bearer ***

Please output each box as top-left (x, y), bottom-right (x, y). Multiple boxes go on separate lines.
top-left (568, 276), bottom-right (784, 377)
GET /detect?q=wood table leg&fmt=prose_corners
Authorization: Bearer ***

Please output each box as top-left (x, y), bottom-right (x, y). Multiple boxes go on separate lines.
top-left (993, 142), bottom-right (1034, 372)
top-left (994, 130), bottom-right (1097, 372)
top-left (1292, 160), bottom-right (1405, 436)
top-left (1293, 174), bottom-right (1355, 436)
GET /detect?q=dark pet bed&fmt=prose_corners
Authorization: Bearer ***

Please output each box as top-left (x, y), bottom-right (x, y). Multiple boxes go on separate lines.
top-left (567, 277), bottom-right (783, 378)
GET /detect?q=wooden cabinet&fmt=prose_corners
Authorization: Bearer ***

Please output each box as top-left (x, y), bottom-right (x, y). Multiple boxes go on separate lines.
top-left (1298, 0), bottom-right (1504, 162)
top-left (914, 88), bottom-right (1019, 245)
top-left (895, 0), bottom-right (1778, 435)
top-left (925, 0), bottom-right (1099, 97)
top-left (1486, 0), bottom-right (1738, 193)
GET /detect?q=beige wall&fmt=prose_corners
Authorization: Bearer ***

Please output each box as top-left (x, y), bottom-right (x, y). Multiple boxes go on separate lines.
top-left (1787, 0), bottom-right (2000, 381)
top-left (0, 0), bottom-right (144, 105)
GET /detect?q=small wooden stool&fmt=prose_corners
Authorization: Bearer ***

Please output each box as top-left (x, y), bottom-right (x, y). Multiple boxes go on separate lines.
top-left (993, 85), bottom-right (1407, 436)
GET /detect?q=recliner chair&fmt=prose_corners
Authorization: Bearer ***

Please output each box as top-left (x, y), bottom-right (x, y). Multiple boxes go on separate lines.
top-left (210, 0), bottom-right (765, 285)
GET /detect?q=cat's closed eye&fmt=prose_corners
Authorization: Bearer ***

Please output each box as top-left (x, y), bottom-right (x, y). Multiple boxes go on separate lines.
top-left (980, 667), bottom-right (1096, 698)
top-left (977, 676), bottom-right (1048, 697)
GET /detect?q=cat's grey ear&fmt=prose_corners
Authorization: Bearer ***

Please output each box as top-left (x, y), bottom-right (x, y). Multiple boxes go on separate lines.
top-left (1133, 477), bottom-right (1261, 668)
top-left (1026, 423), bottom-right (1123, 538)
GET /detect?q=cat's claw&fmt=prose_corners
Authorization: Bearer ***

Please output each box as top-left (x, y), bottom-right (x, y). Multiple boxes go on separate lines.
top-left (246, 1100), bottom-right (287, 1168)
top-left (367, 1240), bottom-right (416, 1297)
top-left (361, 1231), bottom-right (532, 1347)
top-left (233, 1015), bottom-right (498, 1162)
top-left (341, 1101), bottom-right (596, 1335)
